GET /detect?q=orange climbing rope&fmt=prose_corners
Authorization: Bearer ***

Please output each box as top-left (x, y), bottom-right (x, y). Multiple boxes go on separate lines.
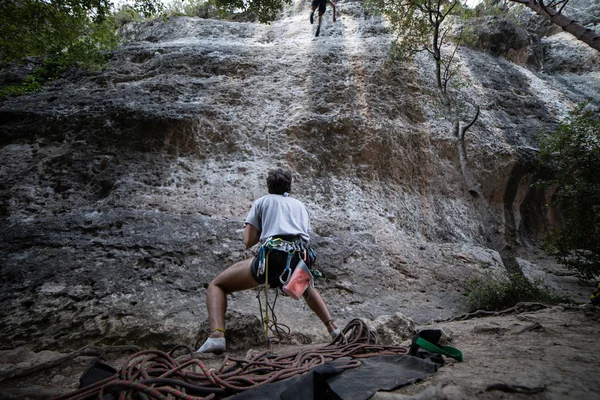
top-left (51, 319), bottom-right (409, 400)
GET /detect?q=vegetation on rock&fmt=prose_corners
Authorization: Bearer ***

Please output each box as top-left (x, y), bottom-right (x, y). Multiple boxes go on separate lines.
top-left (365, 0), bottom-right (468, 97)
top-left (466, 272), bottom-right (571, 311)
top-left (538, 103), bottom-right (600, 280)
top-left (0, 0), bottom-right (163, 97)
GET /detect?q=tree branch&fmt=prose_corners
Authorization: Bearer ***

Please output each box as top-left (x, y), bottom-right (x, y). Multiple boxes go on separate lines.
top-left (441, 40), bottom-right (460, 90)
top-left (461, 104), bottom-right (480, 140)
top-left (557, 0), bottom-right (569, 13)
top-left (442, 0), bottom-right (459, 20)
top-left (508, 0), bottom-right (600, 51)
top-left (440, 26), bottom-right (450, 46)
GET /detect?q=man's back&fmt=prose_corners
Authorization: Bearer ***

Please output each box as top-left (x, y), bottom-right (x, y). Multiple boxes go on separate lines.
top-left (246, 194), bottom-right (311, 242)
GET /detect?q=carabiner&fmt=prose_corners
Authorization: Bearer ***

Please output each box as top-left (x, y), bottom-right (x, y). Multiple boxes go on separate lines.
top-left (279, 267), bottom-right (292, 285)
top-left (279, 252), bottom-right (293, 285)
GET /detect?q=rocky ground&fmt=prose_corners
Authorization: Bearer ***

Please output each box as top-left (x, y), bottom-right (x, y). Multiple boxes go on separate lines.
top-left (1, 303), bottom-right (599, 399)
top-left (1, 250), bottom-right (598, 399)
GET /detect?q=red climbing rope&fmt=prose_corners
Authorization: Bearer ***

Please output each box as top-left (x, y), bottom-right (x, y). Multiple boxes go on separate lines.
top-left (51, 319), bottom-right (409, 400)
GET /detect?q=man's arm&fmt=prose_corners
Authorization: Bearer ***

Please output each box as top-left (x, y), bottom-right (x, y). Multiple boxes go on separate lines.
top-left (329, 1), bottom-right (336, 22)
top-left (243, 223), bottom-right (260, 249)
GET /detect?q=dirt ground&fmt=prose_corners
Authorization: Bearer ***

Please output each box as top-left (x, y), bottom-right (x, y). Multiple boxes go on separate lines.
top-left (1, 305), bottom-right (599, 400)
top-left (382, 304), bottom-right (600, 400)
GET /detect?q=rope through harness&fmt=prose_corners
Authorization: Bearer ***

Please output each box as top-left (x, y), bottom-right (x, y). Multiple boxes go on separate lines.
top-left (257, 237), bottom-right (316, 344)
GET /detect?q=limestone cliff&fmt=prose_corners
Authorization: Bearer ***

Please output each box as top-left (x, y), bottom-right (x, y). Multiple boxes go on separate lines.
top-left (0, 0), bottom-right (598, 353)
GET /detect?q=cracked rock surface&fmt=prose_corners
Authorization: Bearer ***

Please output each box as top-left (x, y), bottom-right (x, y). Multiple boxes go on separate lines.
top-left (1, 1), bottom-right (599, 398)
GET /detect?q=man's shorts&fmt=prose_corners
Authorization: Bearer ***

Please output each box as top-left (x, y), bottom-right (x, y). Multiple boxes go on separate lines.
top-left (251, 249), bottom-right (302, 289)
top-left (311, 0), bottom-right (327, 14)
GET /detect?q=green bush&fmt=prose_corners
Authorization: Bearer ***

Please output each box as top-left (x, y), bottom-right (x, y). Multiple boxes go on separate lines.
top-left (538, 103), bottom-right (600, 280)
top-left (466, 272), bottom-right (570, 312)
top-left (0, 0), bottom-right (163, 98)
top-left (183, 0), bottom-right (219, 18)
top-left (114, 5), bottom-right (145, 27)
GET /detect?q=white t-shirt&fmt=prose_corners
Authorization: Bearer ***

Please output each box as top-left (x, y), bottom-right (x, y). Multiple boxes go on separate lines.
top-left (245, 194), bottom-right (311, 242)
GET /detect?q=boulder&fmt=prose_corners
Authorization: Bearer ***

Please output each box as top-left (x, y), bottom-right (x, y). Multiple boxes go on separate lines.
top-left (370, 313), bottom-right (416, 345)
top-left (195, 312), bottom-right (265, 352)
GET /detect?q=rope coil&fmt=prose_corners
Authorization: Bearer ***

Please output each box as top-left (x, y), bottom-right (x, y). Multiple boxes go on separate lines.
top-left (51, 319), bottom-right (409, 400)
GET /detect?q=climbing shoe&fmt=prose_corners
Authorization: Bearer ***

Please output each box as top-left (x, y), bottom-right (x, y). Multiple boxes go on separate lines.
top-left (315, 25), bottom-right (321, 37)
top-left (310, 12), bottom-right (314, 24)
top-left (330, 328), bottom-right (341, 340)
top-left (195, 337), bottom-right (226, 354)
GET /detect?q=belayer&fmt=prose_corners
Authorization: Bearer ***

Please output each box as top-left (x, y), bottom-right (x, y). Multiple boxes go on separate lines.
top-left (310, 0), bottom-right (336, 37)
top-left (196, 168), bottom-right (340, 354)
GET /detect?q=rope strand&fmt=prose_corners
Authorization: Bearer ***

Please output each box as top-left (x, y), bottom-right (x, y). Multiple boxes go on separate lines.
top-left (51, 320), bottom-right (406, 400)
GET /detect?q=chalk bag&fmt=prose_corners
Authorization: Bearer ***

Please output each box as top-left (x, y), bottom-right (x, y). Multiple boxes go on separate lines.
top-left (282, 259), bottom-right (314, 300)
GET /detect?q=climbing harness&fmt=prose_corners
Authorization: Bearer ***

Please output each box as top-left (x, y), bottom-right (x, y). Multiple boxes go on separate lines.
top-left (257, 237), bottom-right (316, 286)
top-left (256, 236), bottom-right (317, 344)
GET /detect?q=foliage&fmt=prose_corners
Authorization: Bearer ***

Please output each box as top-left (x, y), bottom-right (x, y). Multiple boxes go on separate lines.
top-left (0, 74), bottom-right (43, 97)
top-left (538, 103), bottom-right (600, 280)
top-left (113, 5), bottom-right (145, 27)
top-left (131, 0), bottom-right (164, 18)
top-left (161, 0), bottom-right (220, 19)
top-left (2, 0), bottom-right (109, 64)
top-left (466, 271), bottom-right (571, 312)
top-left (365, 0), bottom-right (456, 56)
top-left (364, 0), bottom-right (469, 102)
top-left (210, 0), bottom-right (291, 23)
top-left (0, 0), bottom-right (163, 98)
top-left (474, 0), bottom-right (511, 17)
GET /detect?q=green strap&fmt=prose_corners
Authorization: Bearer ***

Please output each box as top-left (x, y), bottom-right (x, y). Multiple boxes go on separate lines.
top-left (416, 337), bottom-right (464, 362)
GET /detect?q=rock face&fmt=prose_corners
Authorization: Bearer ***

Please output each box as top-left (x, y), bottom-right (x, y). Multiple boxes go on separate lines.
top-left (462, 16), bottom-right (529, 57)
top-left (0, 0), bottom-right (599, 355)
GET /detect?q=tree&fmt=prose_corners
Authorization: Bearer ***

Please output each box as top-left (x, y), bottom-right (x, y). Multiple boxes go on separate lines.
top-left (365, 0), bottom-right (545, 277)
top-left (211, 0), bottom-right (291, 23)
top-left (538, 104), bottom-right (600, 280)
top-left (507, 0), bottom-right (600, 52)
top-left (0, 0), bottom-right (163, 96)
top-left (365, 0), bottom-right (481, 186)
top-left (366, 0), bottom-right (462, 96)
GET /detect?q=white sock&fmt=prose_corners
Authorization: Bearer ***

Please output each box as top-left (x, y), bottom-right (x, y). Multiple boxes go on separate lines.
top-left (195, 337), bottom-right (226, 354)
top-left (330, 328), bottom-right (341, 340)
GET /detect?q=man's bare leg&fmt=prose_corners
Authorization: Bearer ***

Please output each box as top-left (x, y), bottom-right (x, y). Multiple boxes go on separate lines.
top-left (303, 286), bottom-right (338, 335)
top-left (197, 258), bottom-right (259, 353)
top-left (316, 12), bottom-right (324, 36)
top-left (206, 258), bottom-right (258, 336)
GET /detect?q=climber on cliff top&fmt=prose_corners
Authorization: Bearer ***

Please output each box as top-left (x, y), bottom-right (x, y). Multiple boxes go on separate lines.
top-left (310, 0), bottom-right (336, 37)
top-left (196, 168), bottom-right (340, 354)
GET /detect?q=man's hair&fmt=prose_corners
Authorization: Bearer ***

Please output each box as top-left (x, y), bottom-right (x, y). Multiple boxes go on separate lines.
top-left (267, 168), bottom-right (292, 195)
